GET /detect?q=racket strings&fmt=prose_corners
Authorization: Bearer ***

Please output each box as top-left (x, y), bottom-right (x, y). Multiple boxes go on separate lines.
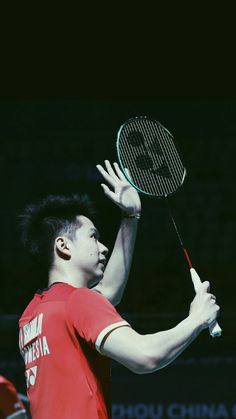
top-left (147, 120), bottom-right (185, 193)
top-left (143, 122), bottom-right (173, 196)
top-left (159, 125), bottom-right (185, 188)
top-left (120, 123), bottom-right (159, 195)
top-left (152, 124), bottom-right (175, 195)
top-left (120, 124), bottom-right (166, 195)
top-left (118, 118), bottom-right (186, 197)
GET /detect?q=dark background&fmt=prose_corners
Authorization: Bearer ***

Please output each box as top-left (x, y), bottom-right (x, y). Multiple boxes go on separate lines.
top-left (0, 99), bottom-right (235, 418)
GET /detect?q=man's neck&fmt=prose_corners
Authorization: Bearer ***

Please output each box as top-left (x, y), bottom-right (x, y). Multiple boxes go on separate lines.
top-left (48, 265), bottom-right (88, 288)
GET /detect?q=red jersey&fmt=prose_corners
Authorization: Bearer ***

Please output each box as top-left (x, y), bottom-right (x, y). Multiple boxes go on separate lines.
top-left (18, 283), bottom-right (130, 419)
top-left (0, 375), bottom-right (26, 419)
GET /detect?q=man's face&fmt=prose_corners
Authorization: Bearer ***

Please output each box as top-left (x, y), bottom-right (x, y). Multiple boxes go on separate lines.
top-left (70, 215), bottom-right (108, 286)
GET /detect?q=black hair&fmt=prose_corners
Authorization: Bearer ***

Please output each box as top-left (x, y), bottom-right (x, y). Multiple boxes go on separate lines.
top-left (18, 194), bottom-right (96, 272)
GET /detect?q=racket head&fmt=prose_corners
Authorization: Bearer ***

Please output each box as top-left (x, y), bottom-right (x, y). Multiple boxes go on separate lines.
top-left (116, 116), bottom-right (187, 198)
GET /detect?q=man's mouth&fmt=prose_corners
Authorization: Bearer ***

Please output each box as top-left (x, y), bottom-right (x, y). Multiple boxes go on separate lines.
top-left (99, 259), bottom-right (107, 268)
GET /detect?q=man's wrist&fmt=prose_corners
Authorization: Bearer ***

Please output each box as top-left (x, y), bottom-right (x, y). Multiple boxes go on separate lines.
top-left (122, 211), bottom-right (141, 220)
top-left (186, 314), bottom-right (205, 334)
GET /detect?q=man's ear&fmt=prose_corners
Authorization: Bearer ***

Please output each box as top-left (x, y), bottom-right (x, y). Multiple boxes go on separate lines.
top-left (55, 236), bottom-right (71, 260)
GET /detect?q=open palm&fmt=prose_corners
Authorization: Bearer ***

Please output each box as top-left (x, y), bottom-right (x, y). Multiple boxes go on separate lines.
top-left (96, 160), bottom-right (141, 215)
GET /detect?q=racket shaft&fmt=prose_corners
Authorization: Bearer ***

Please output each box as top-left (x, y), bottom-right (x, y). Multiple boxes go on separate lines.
top-left (190, 268), bottom-right (222, 337)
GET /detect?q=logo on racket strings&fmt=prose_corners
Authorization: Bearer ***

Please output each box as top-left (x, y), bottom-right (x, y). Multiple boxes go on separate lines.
top-left (127, 131), bottom-right (171, 178)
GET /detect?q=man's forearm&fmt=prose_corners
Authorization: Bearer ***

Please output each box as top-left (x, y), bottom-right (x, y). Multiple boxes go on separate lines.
top-left (101, 281), bottom-right (219, 375)
top-left (101, 314), bottom-right (204, 374)
top-left (140, 315), bottom-right (203, 373)
top-left (98, 217), bottom-right (139, 305)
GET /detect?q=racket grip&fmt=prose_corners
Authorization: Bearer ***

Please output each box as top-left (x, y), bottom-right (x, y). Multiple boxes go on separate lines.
top-left (190, 268), bottom-right (222, 338)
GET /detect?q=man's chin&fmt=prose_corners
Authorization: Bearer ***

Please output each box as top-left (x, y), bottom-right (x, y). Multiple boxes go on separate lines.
top-left (89, 273), bottom-right (103, 288)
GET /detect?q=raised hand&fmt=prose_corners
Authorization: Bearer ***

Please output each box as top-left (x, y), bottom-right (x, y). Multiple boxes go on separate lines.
top-left (96, 160), bottom-right (141, 215)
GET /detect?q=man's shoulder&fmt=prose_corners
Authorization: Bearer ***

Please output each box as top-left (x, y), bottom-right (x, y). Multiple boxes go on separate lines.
top-left (66, 287), bottom-right (114, 319)
top-left (67, 287), bottom-right (108, 304)
top-left (19, 285), bottom-right (107, 325)
top-left (19, 283), bottom-right (75, 322)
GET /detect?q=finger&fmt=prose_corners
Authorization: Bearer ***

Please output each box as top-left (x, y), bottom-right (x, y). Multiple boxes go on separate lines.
top-left (100, 184), bottom-right (117, 203)
top-left (201, 281), bottom-right (210, 293)
top-left (104, 160), bottom-right (118, 181)
top-left (113, 162), bottom-right (127, 181)
top-left (96, 164), bottom-right (116, 187)
top-left (124, 167), bottom-right (133, 181)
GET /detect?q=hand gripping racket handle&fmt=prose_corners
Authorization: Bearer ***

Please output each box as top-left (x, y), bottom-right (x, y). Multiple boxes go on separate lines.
top-left (190, 268), bottom-right (222, 337)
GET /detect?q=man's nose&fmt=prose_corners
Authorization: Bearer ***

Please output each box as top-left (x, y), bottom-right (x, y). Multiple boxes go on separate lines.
top-left (100, 242), bottom-right (108, 256)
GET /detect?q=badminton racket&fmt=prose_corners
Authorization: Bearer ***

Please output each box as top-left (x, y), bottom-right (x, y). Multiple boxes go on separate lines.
top-left (116, 116), bottom-right (221, 337)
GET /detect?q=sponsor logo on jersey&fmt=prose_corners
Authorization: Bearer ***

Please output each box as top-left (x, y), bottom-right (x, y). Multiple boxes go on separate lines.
top-left (19, 313), bottom-right (51, 367)
top-left (26, 366), bottom-right (38, 388)
top-left (23, 313), bottom-right (43, 346)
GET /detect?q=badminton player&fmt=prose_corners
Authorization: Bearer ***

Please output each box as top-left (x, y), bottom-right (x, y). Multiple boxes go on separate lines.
top-left (18, 160), bottom-right (219, 419)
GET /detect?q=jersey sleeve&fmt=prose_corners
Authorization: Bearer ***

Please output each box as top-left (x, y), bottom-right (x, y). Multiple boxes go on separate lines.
top-left (67, 288), bottom-right (130, 352)
top-left (0, 380), bottom-right (26, 418)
